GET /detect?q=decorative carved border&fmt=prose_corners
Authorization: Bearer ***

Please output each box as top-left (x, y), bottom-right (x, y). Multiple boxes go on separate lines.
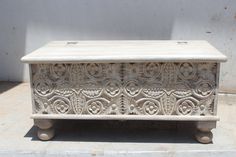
top-left (30, 62), bottom-right (217, 116)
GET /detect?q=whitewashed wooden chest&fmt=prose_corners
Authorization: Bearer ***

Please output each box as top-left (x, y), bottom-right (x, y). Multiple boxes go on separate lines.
top-left (21, 40), bottom-right (227, 143)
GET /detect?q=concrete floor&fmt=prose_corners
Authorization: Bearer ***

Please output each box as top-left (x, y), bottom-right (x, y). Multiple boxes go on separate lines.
top-left (0, 82), bottom-right (236, 157)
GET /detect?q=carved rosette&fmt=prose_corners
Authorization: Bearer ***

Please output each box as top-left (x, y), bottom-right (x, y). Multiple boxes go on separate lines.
top-left (34, 79), bottom-right (54, 97)
top-left (86, 98), bottom-right (110, 115)
top-left (124, 80), bottom-right (141, 97)
top-left (176, 97), bottom-right (198, 115)
top-left (136, 98), bottom-right (161, 115)
top-left (31, 62), bottom-right (217, 116)
top-left (143, 63), bottom-right (161, 79)
top-left (178, 63), bottom-right (196, 80)
top-left (194, 80), bottom-right (214, 99)
top-left (49, 96), bottom-right (72, 114)
top-left (104, 80), bottom-right (121, 97)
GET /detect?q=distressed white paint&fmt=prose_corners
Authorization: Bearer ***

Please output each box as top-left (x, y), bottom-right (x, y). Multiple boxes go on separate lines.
top-left (0, 0), bottom-right (235, 92)
top-left (21, 40), bottom-right (227, 63)
top-left (21, 41), bottom-right (223, 142)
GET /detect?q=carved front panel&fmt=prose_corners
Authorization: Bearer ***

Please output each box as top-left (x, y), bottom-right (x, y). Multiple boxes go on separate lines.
top-left (31, 62), bottom-right (217, 116)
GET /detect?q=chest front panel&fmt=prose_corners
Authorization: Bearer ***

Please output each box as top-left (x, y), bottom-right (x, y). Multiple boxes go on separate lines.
top-left (30, 62), bottom-right (218, 116)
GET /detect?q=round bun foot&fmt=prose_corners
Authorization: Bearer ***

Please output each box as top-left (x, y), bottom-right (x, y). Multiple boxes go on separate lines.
top-left (195, 130), bottom-right (213, 144)
top-left (37, 128), bottom-right (55, 141)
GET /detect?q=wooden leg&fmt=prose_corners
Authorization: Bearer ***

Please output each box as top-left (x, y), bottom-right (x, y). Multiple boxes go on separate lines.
top-left (34, 119), bottom-right (55, 141)
top-left (195, 121), bottom-right (216, 144)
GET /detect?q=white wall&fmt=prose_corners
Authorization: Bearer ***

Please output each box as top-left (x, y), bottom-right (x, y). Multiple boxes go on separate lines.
top-left (0, 0), bottom-right (235, 92)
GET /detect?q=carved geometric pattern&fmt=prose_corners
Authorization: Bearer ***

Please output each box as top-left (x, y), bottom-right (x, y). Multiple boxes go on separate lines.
top-left (31, 62), bottom-right (217, 116)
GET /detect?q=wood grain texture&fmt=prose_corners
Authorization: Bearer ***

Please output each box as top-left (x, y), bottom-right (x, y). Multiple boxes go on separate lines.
top-left (21, 40), bottom-right (227, 63)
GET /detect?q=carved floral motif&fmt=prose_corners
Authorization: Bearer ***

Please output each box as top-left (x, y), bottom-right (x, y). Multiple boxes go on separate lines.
top-left (49, 96), bottom-right (71, 114)
top-left (194, 80), bottom-right (214, 99)
top-left (143, 100), bottom-right (161, 115)
top-left (124, 80), bottom-right (140, 97)
top-left (179, 63), bottom-right (196, 80)
top-left (105, 80), bottom-right (121, 97)
top-left (143, 63), bottom-right (161, 78)
top-left (50, 64), bottom-right (67, 78)
top-left (176, 97), bottom-right (198, 115)
top-left (34, 80), bottom-right (54, 96)
top-left (87, 101), bottom-right (102, 114)
top-left (31, 62), bottom-right (217, 116)
top-left (85, 63), bottom-right (103, 78)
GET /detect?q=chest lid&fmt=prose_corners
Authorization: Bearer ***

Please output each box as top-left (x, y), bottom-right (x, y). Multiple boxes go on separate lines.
top-left (21, 40), bottom-right (227, 63)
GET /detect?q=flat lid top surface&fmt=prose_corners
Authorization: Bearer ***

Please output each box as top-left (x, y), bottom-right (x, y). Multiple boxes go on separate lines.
top-left (21, 40), bottom-right (227, 63)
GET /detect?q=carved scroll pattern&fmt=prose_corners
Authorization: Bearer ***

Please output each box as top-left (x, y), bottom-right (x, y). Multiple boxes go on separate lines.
top-left (31, 62), bottom-right (217, 116)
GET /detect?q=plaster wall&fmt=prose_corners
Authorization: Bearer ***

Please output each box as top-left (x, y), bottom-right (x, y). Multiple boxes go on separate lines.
top-left (0, 0), bottom-right (235, 92)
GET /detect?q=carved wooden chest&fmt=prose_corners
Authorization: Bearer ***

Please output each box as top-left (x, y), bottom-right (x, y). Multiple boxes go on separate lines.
top-left (21, 41), bottom-right (227, 143)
